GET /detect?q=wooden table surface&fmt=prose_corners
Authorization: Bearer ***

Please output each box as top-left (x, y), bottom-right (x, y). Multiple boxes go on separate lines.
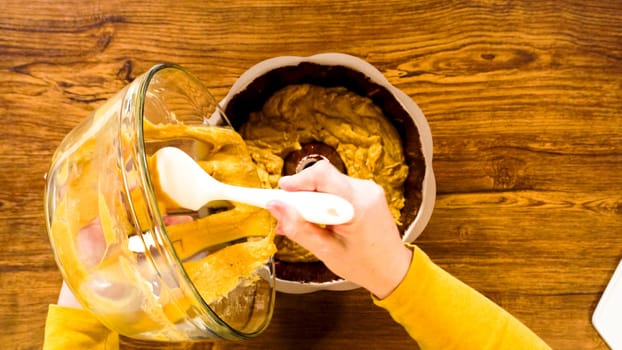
top-left (1, 1), bottom-right (621, 349)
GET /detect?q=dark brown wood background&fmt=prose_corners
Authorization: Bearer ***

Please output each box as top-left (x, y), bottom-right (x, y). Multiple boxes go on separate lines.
top-left (1, 1), bottom-right (620, 349)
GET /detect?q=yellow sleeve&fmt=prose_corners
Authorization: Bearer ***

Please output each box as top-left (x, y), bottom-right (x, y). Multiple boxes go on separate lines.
top-left (373, 246), bottom-right (551, 350)
top-left (43, 304), bottom-right (119, 350)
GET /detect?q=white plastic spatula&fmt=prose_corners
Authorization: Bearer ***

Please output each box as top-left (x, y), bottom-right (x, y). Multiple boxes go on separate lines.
top-left (152, 146), bottom-right (354, 225)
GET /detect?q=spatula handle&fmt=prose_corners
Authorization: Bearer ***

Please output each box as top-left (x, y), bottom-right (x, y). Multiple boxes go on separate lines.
top-left (220, 185), bottom-right (354, 225)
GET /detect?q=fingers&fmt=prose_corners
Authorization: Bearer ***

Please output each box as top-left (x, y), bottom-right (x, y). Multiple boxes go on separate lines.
top-left (76, 214), bottom-right (193, 270)
top-left (266, 200), bottom-right (342, 261)
top-left (163, 215), bottom-right (194, 226)
top-left (76, 218), bottom-right (106, 267)
top-left (278, 160), bottom-right (354, 202)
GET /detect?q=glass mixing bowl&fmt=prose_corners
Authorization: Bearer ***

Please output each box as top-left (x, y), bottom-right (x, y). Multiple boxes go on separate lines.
top-left (44, 63), bottom-right (275, 341)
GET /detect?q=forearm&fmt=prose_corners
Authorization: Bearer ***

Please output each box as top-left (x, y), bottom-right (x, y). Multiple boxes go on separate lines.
top-left (374, 246), bottom-right (551, 350)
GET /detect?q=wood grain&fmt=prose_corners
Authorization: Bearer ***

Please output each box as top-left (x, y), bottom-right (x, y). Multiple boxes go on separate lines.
top-left (1, 0), bottom-right (621, 349)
